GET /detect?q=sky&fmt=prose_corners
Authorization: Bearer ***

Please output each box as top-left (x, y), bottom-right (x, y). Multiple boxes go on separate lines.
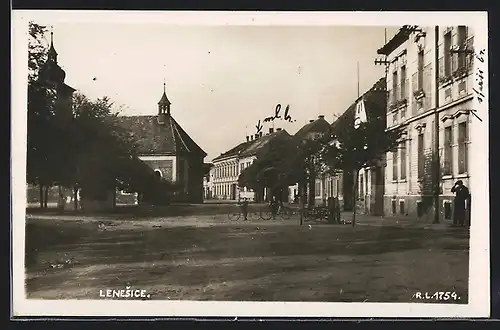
top-left (37, 22), bottom-right (399, 161)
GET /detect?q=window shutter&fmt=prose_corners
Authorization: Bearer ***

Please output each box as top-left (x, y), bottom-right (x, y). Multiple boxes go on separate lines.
top-left (411, 72), bottom-right (418, 92)
top-left (438, 57), bottom-right (444, 79)
top-left (405, 78), bottom-right (409, 100)
top-left (452, 53), bottom-right (458, 74)
top-left (387, 89), bottom-right (393, 112)
top-left (466, 36), bottom-right (474, 70)
top-left (423, 64), bottom-right (433, 110)
top-left (411, 73), bottom-right (418, 115)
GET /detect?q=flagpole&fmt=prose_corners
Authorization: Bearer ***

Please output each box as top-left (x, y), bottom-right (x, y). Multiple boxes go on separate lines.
top-left (357, 61), bottom-right (360, 98)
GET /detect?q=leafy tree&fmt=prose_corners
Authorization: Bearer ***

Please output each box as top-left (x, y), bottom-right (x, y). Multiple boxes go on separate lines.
top-left (26, 21), bottom-right (179, 209)
top-left (238, 132), bottom-right (332, 211)
top-left (321, 94), bottom-right (403, 226)
top-left (71, 93), bottom-right (181, 206)
top-left (26, 22), bottom-right (60, 207)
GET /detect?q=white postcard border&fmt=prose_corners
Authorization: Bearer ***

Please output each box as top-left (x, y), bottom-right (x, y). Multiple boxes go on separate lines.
top-left (11, 10), bottom-right (490, 318)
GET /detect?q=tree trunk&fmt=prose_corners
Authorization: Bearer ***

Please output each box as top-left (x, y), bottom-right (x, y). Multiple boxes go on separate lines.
top-left (73, 186), bottom-right (78, 211)
top-left (352, 168), bottom-right (360, 227)
top-left (57, 185), bottom-right (65, 210)
top-left (39, 184), bottom-right (44, 209)
top-left (299, 180), bottom-right (305, 226)
top-left (43, 186), bottom-right (49, 209)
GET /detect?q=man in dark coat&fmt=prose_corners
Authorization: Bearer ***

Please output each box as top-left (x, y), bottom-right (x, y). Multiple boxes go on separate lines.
top-left (451, 180), bottom-right (470, 227)
top-left (241, 197), bottom-right (249, 221)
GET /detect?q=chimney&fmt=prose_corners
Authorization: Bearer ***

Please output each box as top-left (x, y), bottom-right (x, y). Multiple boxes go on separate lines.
top-left (250, 135), bottom-right (253, 141)
top-left (269, 128), bottom-right (274, 134)
top-left (254, 134), bottom-right (259, 140)
top-left (276, 128), bottom-right (282, 131)
top-left (309, 119), bottom-right (314, 123)
top-left (246, 136), bottom-right (249, 142)
top-left (259, 132), bottom-right (263, 138)
top-left (157, 113), bottom-right (166, 124)
top-left (318, 115), bottom-right (325, 120)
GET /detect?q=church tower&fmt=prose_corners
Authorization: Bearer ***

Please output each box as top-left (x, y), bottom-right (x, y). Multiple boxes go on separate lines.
top-left (157, 81), bottom-right (171, 124)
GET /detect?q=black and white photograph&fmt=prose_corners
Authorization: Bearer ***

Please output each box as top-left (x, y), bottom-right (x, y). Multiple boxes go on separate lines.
top-left (11, 11), bottom-right (489, 318)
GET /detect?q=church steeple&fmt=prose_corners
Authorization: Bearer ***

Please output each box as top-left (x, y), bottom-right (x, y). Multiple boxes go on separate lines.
top-left (47, 28), bottom-right (58, 64)
top-left (158, 80), bottom-right (171, 116)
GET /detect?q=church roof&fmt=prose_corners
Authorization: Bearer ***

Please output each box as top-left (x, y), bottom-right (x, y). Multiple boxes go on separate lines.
top-left (116, 115), bottom-right (206, 157)
top-left (158, 91), bottom-right (171, 105)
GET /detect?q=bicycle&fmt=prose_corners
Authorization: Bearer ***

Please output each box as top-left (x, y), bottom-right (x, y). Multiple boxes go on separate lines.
top-left (274, 205), bottom-right (295, 220)
top-left (227, 205), bottom-right (273, 221)
top-left (300, 206), bottom-right (329, 222)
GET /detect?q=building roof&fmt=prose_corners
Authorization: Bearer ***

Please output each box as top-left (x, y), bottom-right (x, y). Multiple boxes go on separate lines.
top-left (376, 26), bottom-right (413, 56)
top-left (212, 129), bottom-right (291, 162)
top-left (158, 89), bottom-right (171, 105)
top-left (116, 115), bottom-right (207, 157)
top-left (239, 129), bottom-right (291, 158)
top-left (331, 77), bottom-right (387, 131)
top-left (212, 141), bottom-right (252, 162)
top-left (294, 116), bottom-right (332, 140)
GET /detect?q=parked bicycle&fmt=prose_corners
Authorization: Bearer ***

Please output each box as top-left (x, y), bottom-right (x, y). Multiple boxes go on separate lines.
top-left (300, 206), bottom-right (329, 221)
top-left (272, 204), bottom-right (295, 220)
top-left (227, 209), bottom-right (272, 221)
top-left (228, 203), bottom-right (297, 221)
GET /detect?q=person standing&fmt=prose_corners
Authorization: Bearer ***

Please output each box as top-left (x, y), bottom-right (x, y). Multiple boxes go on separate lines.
top-left (270, 196), bottom-right (278, 220)
top-left (241, 197), bottom-right (249, 221)
top-left (451, 180), bottom-right (470, 227)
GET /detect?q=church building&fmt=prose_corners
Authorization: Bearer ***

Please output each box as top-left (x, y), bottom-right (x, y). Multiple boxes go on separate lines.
top-left (116, 83), bottom-right (207, 204)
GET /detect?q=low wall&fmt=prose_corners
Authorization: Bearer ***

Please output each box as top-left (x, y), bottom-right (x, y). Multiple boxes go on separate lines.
top-left (80, 191), bottom-right (115, 212)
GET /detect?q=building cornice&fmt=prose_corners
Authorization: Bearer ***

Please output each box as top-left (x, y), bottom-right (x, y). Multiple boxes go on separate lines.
top-left (386, 94), bottom-right (474, 131)
top-left (377, 26), bottom-right (413, 56)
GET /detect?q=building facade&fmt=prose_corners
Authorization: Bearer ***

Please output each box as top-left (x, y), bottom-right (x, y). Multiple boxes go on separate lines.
top-left (202, 163), bottom-right (214, 200)
top-left (379, 25), bottom-right (474, 222)
top-left (315, 78), bottom-right (387, 215)
top-left (211, 128), bottom-right (291, 202)
top-left (117, 83), bottom-right (207, 204)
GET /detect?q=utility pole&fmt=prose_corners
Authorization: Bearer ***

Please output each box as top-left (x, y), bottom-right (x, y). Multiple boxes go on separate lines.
top-left (357, 61), bottom-right (360, 98)
top-left (433, 26), bottom-right (440, 224)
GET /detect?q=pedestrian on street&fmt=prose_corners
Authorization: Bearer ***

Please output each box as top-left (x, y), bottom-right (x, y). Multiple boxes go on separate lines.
top-left (270, 196), bottom-right (278, 220)
top-left (241, 197), bottom-right (249, 221)
top-left (451, 180), bottom-right (470, 227)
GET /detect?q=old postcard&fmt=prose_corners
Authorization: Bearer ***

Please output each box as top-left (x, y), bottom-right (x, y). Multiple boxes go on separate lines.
top-left (11, 11), bottom-right (490, 318)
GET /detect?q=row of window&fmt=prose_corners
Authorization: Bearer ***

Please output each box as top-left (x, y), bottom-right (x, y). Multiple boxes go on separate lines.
top-left (212, 184), bottom-right (253, 198)
top-left (213, 160), bottom-right (253, 179)
top-left (314, 178), bottom-right (341, 199)
top-left (390, 26), bottom-right (469, 106)
top-left (391, 199), bottom-right (454, 220)
top-left (392, 121), bottom-right (468, 181)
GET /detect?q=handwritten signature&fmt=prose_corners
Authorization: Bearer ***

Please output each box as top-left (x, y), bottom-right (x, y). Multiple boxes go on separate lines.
top-left (471, 48), bottom-right (486, 122)
top-left (255, 104), bottom-right (295, 134)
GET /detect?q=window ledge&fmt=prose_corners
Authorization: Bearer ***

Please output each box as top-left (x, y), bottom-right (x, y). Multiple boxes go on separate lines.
top-left (391, 180), bottom-right (398, 183)
top-left (398, 179), bottom-right (407, 183)
top-left (440, 80), bottom-right (453, 88)
top-left (456, 173), bottom-right (469, 178)
top-left (442, 175), bottom-right (454, 180)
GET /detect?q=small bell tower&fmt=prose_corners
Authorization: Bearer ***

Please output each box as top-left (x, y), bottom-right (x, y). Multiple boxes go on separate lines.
top-left (157, 80), bottom-right (171, 124)
top-left (158, 80), bottom-right (171, 115)
top-left (47, 27), bottom-right (58, 64)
